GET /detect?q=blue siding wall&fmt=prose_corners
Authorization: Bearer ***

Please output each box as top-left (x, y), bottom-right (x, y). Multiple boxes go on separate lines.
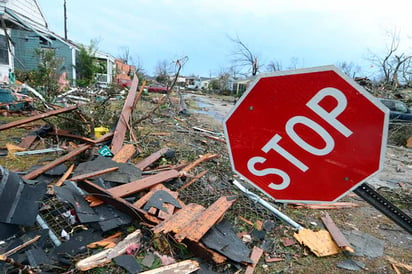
top-left (11, 29), bottom-right (75, 83)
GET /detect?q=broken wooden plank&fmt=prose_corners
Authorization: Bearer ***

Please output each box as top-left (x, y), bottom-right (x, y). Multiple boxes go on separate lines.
top-left (245, 246), bottom-right (264, 274)
top-left (108, 169), bottom-right (180, 198)
top-left (87, 232), bottom-right (122, 249)
top-left (321, 213), bottom-right (354, 253)
top-left (179, 170), bottom-right (208, 191)
top-left (23, 144), bottom-right (91, 180)
top-left (293, 228), bottom-right (340, 257)
top-left (76, 229), bottom-right (141, 271)
top-left (49, 128), bottom-right (96, 144)
top-left (139, 259), bottom-right (199, 274)
top-left (94, 132), bottom-right (114, 144)
top-left (289, 202), bottom-right (359, 209)
top-left (55, 163), bottom-right (75, 187)
top-left (18, 134), bottom-right (38, 149)
top-left (111, 75), bottom-right (139, 154)
top-left (0, 105), bottom-right (77, 131)
top-left (69, 167), bottom-right (119, 182)
top-left (77, 180), bottom-right (145, 218)
top-left (112, 144), bottom-right (136, 163)
top-left (153, 203), bottom-right (205, 234)
top-left (179, 153), bottom-right (219, 176)
top-left (136, 147), bottom-right (170, 170)
top-left (174, 196), bottom-right (236, 242)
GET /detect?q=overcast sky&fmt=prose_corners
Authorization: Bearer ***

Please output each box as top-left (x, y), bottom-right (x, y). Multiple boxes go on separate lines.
top-left (37, 0), bottom-right (411, 78)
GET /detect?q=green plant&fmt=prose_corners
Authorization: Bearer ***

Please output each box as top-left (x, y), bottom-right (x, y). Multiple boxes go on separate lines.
top-left (76, 41), bottom-right (98, 87)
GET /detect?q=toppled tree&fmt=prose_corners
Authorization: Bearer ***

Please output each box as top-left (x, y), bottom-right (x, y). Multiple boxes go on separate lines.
top-left (229, 35), bottom-right (260, 76)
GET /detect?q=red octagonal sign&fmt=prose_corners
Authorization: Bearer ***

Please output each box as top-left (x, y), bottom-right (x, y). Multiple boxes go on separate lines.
top-left (224, 66), bottom-right (389, 203)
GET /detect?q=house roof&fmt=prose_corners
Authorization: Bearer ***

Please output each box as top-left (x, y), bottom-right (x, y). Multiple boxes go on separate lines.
top-left (0, 0), bottom-right (48, 31)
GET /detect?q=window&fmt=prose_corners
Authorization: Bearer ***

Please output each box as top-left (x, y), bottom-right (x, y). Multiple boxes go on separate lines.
top-left (0, 35), bottom-right (9, 65)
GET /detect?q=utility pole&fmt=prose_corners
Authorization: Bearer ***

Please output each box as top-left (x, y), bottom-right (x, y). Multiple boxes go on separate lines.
top-left (64, 0), bottom-right (67, 40)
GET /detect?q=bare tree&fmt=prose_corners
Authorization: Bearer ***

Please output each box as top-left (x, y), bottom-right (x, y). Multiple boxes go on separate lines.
top-left (336, 61), bottom-right (361, 78)
top-left (154, 59), bottom-right (170, 84)
top-left (266, 60), bottom-right (282, 72)
top-left (368, 29), bottom-right (412, 88)
top-left (118, 46), bottom-right (131, 64)
top-left (229, 35), bottom-right (260, 76)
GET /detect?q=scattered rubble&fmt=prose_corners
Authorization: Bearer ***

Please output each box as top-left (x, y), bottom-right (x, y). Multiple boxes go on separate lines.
top-left (0, 81), bottom-right (410, 273)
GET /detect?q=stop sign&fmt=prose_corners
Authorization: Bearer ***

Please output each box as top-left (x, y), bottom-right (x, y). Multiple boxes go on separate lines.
top-left (224, 66), bottom-right (389, 203)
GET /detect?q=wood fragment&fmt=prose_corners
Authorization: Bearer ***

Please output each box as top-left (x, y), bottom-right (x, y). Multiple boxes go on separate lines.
top-left (179, 153), bottom-right (219, 176)
top-left (293, 228), bottom-right (340, 257)
top-left (245, 246), bottom-right (264, 274)
top-left (111, 75), bottom-right (139, 154)
top-left (18, 134), bottom-right (38, 149)
top-left (289, 202), bottom-right (359, 209)
top-left (135, 147), bottom-right (170, 170)
top-left (0, 105), bottom-right (77, 131)
top-left (391, 263), bottom-right (402, 274)
top-left (139, 259), bottom-right (199, 274)
top-left (23, 144), bottom-right (91, 180)
top-left (153, 203), bottom-right (205, 234)
top-left (174, 196), bottom-right (236, 242)
top-left (55, 163), bottom-right (75, 187)
top-left (94, 132), bottom-right (114, 144)
top-left (87, 232), bottom-right (122, 249)
top-left (407, 136), bottom-right (412, 148)
top-left (112, 144), bottom-right (136, 163)
top-left (179, 170), bottom-right (208, 191)
top-left (1, 235), bottom-right (41, 258)
top-left (321, 213), bottom-right (354, 253)
top-left (70, 167), bottom-right (119, 182)
top-left (84, 195), bottom-right (104, 207)
top-left (76, 229), bottom-right (141, 271)
top-left (109, 169), bottom-right (180, 198)
top-left (265, 257), bottom-right (285, 263)
top-left (386, 256), bottom-right (412, 272)
top-left (238, 216), bottom-right (254, 227)
top-left (50, 128), bottom-right (96, 144)
top-left (133, 79), bottom-right (146, 108)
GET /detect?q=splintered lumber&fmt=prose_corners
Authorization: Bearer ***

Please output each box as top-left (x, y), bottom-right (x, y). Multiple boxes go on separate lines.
top-left (245, 246), bottom-right (264, 274)
top-left (174, 196), bottom-right (236, 242)
top-left (133, 184), bottom-right (184, 220)
top-left (23, 144), bottom-right (91, 180)
top-left (153, 203), bottom-right (206, 235)
top-left (321, 213), bottom-right (354, 253)
top-left (179, 153), bottom-right (219, 176)
top-left (289, 202), bottom-right (359, 209)
top-left (77, 180), bottom-right (145, 218)
top-left (1, 235), bottom-right (40, 258)
top-left (140, 259), bottom-right (199, 274)
top-left (94, 132), bottom-right (114, 144)
top-left (179, 170), bottom-right (208, 191)
top-left (76, 229), bottom-right (141, 271)
top-left (112, 144), bottom-right (136, 163)
top-left (293, 228), bottom-right (340, 257)
top-left (69, 167), bottom-right (119, 182)
top-left (111, 75), bottom-right (139, 154)
top-left (386, 256), bottom-right (412, 272)
top-left (135, 147), bottom-right (170, 170)
top-left (108, 169), bottom-right (180, 198)
top-left (55, 163), bottom-right (75, 187)
top-left (18, 134), bottom-right (38, 149)
top-left (49, 129), bottom-right (96, 144)
top-left (0, 105), bottom-right (77, 131)
top-left (87, 232), bottom-right (122, 249)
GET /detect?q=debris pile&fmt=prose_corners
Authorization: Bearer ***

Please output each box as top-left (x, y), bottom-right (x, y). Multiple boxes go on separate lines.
top-left (0, 77), bottom-right (410, 273)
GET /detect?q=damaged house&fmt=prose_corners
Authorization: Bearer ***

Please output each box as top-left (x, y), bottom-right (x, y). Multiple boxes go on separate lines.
top-left (0, 0), bottom-right (117, 87)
